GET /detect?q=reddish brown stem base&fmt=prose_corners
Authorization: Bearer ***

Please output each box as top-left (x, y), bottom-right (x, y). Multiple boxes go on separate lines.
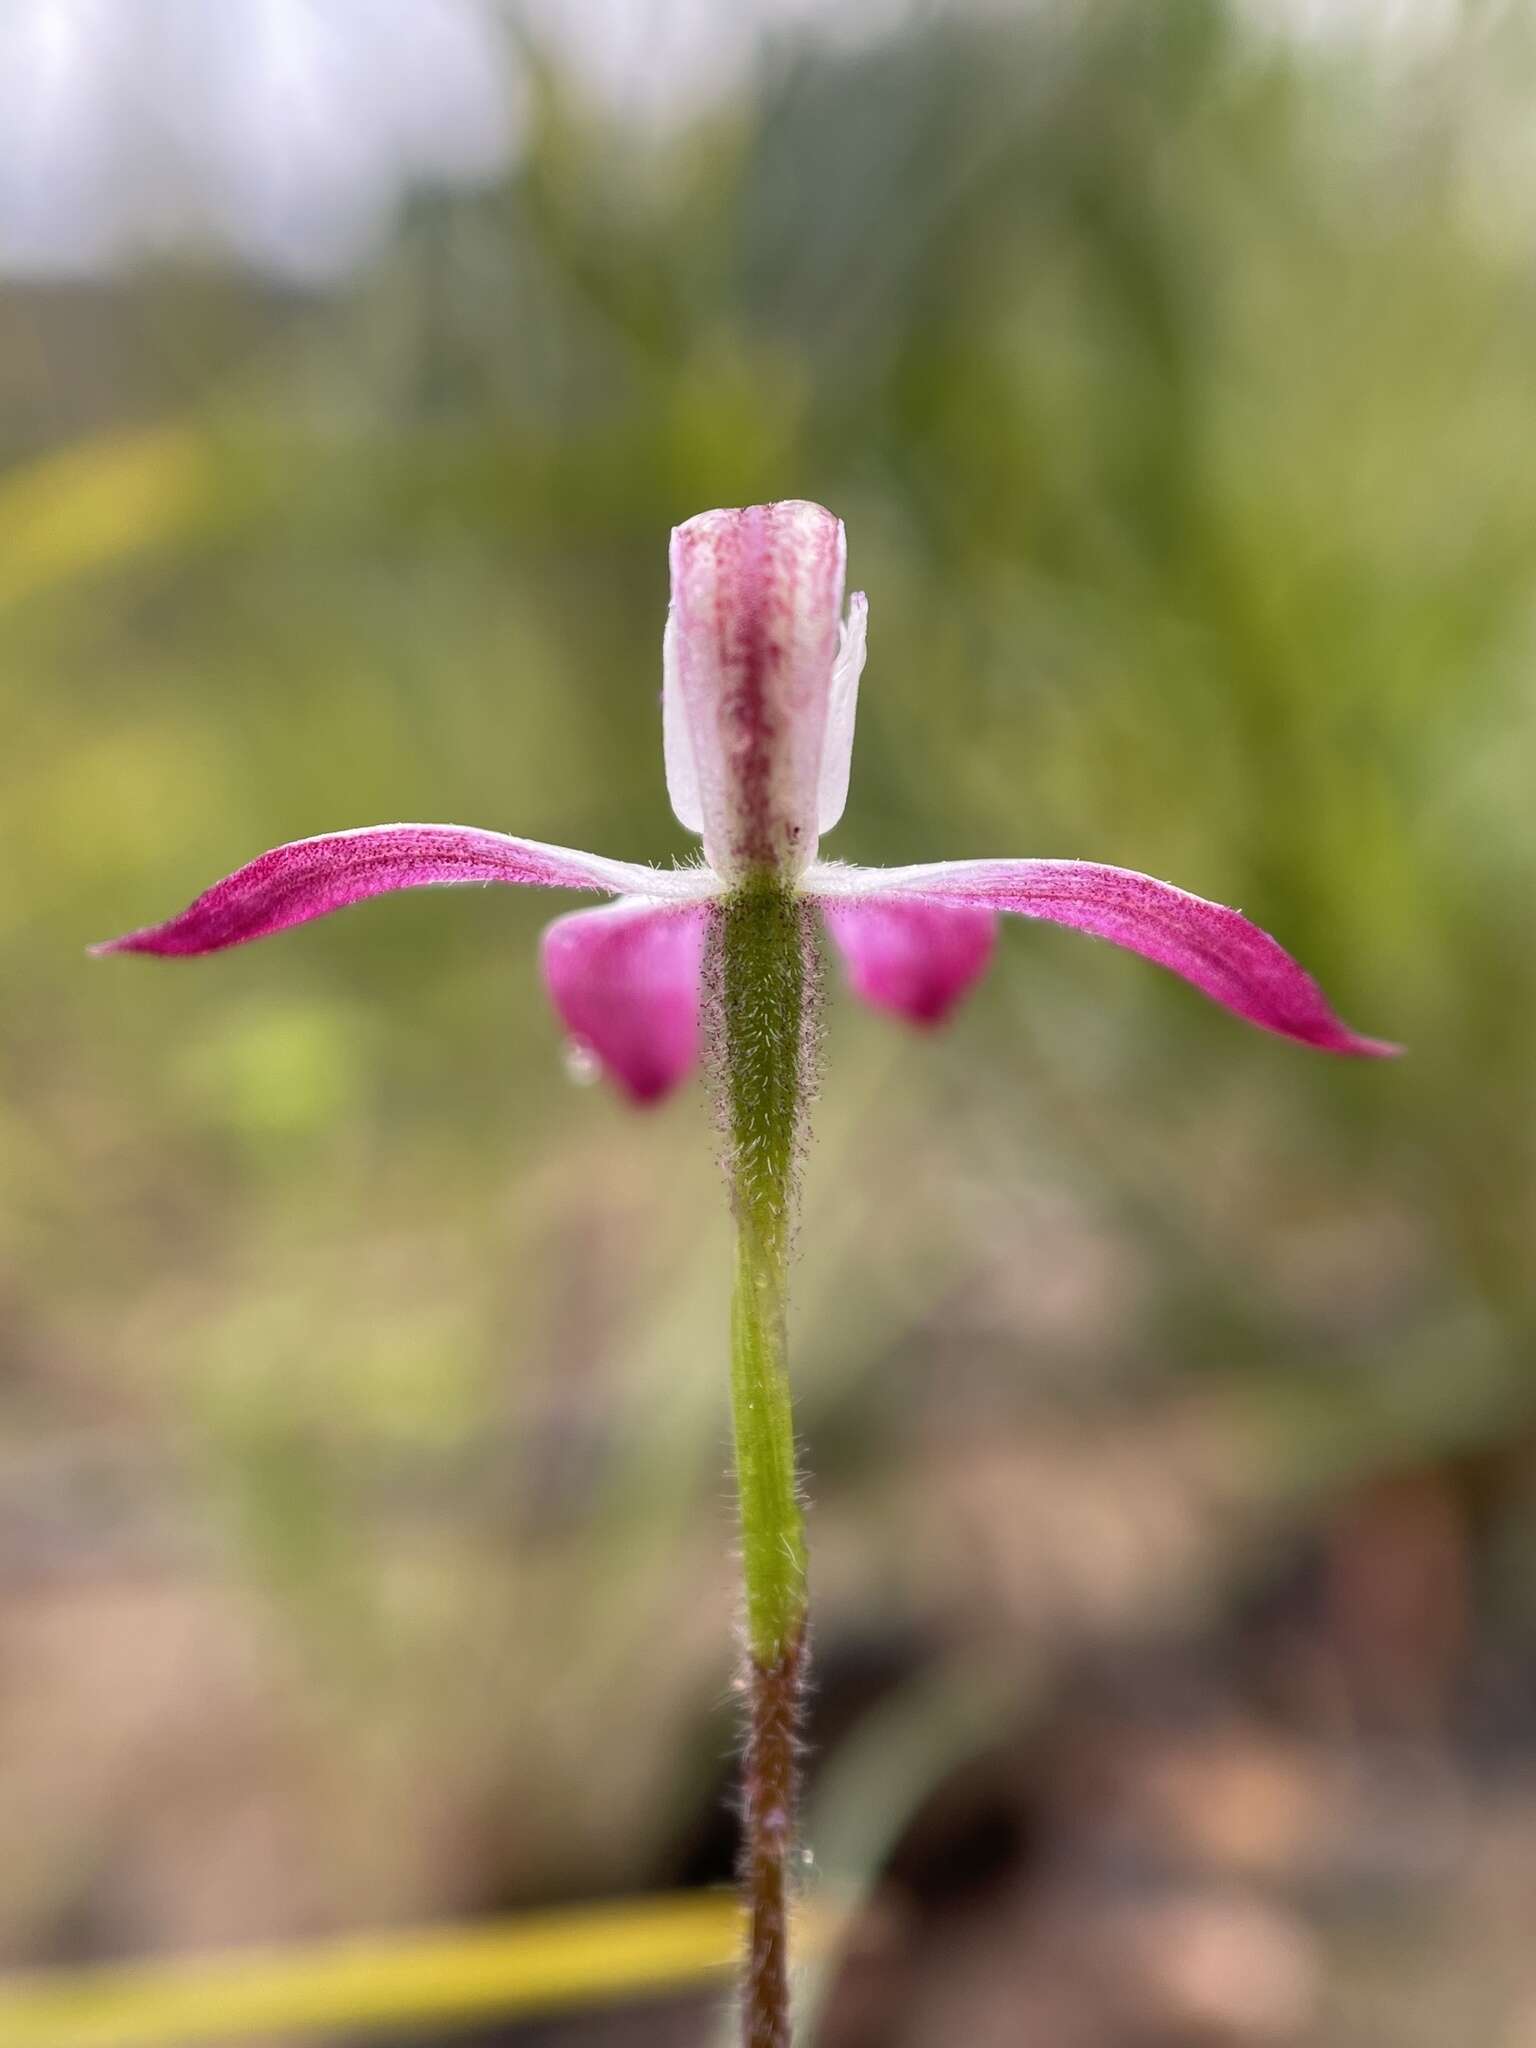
top-left (741, 1626), bottom-right (806, 2048)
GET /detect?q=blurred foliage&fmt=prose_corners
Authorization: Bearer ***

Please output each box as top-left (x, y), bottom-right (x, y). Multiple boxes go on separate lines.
top-left (5, 0), bottom-right (1536, 2034)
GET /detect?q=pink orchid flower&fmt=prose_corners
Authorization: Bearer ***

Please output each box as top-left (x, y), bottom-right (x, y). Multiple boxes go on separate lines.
top-left (97, 501), bottom-right (1396, 1094)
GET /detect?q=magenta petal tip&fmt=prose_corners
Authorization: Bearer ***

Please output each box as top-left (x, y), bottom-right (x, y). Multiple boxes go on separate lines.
top-left (1319, 1028), bottom-right (1402, 1060)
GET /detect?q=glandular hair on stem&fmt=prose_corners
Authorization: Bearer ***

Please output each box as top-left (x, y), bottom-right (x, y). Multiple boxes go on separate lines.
top-left (701, 880), bottom-right (822, 1249)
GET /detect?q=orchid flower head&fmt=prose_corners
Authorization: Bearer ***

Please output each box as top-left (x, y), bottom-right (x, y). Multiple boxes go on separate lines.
top-left (96, 500), bottom-right (1397, 1099)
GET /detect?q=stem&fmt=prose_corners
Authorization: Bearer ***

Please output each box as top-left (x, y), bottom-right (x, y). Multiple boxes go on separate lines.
top-left (713, 879), bottom-right (815, 2048)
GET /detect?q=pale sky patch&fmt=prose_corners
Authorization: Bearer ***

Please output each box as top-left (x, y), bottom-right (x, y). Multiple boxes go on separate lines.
top-left (0, 0), bottom-right (1476, 283)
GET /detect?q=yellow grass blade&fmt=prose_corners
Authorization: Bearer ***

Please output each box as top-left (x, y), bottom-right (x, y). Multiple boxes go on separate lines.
top-left (0, 1892), bottom-right (835, 2048)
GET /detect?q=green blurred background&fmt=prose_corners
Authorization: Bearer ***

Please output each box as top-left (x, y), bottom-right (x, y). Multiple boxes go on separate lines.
top-left (4, 1), bottom-right (1536, 2042)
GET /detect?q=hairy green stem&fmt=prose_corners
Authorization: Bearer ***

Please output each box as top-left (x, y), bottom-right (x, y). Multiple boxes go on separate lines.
top-left (713, 879), bottom-right (815, 2048)
top-left (731, 1219), bottom-right (806, 1663)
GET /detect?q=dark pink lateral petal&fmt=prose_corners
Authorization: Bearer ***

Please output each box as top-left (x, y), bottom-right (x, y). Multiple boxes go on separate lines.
top-left (811, 860), bottom-right (1398, 1056)
top-left (93, 826), bottom-right (710, 956)
top-left (820, 894), bottom-right (997, 1027)
top-left (540, 900), bottom-right (710, 1105)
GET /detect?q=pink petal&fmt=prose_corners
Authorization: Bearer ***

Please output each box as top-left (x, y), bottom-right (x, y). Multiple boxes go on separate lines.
top-left (808, 860), bottom-right (1398, 1056)
top-left (820, 892), bottom-right (996, 1027)
top-left (93, 826), bottom-right (714, 957)
top-left (540, 899), bottom-right (709, 1105)
top-left (665, 501), bottom-right (849, 881)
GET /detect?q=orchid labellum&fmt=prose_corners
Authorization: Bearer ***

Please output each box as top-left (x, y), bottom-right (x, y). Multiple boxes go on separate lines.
top-left (99, 502), bottom-right (1394, 2046)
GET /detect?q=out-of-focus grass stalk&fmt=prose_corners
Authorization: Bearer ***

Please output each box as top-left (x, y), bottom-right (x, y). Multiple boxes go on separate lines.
top-left (0, 1894), bottom-right (842, 2048)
